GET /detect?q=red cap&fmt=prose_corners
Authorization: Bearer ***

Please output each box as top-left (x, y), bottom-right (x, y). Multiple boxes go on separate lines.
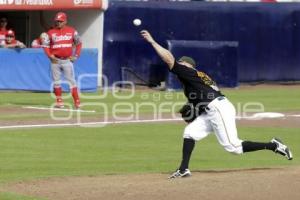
top-left (6, 29), bottom-right (15, 37)
top-left (54, 12), bottom-right (67, 22)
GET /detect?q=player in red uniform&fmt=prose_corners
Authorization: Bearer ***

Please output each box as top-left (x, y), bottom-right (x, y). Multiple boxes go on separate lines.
top-left (0, 17), bottom-right (9, 43)
top-left (31, 32), bottom-right (48, 48)
top-left (0, 30), bottom-right (26, 48)
top-left (43, 12), bottom-right (82, 109)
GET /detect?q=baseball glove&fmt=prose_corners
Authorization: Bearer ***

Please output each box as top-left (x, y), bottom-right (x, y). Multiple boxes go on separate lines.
top-left (179, 103), bottom-right (198, 123)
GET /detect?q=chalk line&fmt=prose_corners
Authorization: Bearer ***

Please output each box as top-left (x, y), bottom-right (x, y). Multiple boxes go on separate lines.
top-left (23, 106), bottom-right (96, 113)
top-left (1, 112), bottom-right (300, 130)
top-left (0, 118), bottom-right (182, 130)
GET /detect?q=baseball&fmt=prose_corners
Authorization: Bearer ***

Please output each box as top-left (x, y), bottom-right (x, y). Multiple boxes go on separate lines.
top-left (133, 18), bottom-right (142, 26)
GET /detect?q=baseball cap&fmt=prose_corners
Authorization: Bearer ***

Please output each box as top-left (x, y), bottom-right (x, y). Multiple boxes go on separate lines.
top-left (6, 30), bottom-right (15, 37)
top-left (179, 56), bottom-right (196, 67)
top-left (54, 12), bottom-right (67, 22)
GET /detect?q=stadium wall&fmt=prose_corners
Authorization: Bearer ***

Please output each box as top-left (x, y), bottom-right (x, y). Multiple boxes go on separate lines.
top-left (103, 2), bottom-right (300, 89)
top-left (0, 49), bottom-right (98, 92)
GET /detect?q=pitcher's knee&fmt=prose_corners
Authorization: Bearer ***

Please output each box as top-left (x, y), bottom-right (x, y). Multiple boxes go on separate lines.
top-left (183, 126), bottom-right (203, 141)
top-left (183, 126), bottom-right (195, 140)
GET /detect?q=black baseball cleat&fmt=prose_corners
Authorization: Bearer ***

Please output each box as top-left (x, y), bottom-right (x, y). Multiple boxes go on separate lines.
top-left (271, 138), bottom-right (293, 160)
top-left (169, 169), bottom-right (191, 179)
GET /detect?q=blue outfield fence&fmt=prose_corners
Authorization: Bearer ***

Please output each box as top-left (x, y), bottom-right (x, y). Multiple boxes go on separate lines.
top-left (103, 2), bottom-right (300, 89)
top-left (0, 48), bottom-right (98, 92)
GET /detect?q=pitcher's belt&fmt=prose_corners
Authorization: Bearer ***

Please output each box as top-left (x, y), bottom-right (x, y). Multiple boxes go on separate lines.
top-left (205, 96), bottom-right (225, 111)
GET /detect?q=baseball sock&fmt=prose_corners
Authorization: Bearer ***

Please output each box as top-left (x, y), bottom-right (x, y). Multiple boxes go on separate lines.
top-left (242, 141), bottom-right (276, 153)
top-left (54, 87), bottom-right (62, 102)
top-left (179, 138), bottom-right (195, 172)
top-left (71, 87), bottom-right (80, 103)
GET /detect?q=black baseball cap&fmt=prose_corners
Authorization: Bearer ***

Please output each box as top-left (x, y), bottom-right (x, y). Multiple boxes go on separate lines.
top-left (179, 56), bottom-right (196, 67)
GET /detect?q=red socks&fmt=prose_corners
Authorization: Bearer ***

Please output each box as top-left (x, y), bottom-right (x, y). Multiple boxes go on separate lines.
top-left (53, 87), bottom-right (80, 108)
top-left (71, 87), bottom-right (80, 106)
top-left (53, 87), bottom-right (62, 102)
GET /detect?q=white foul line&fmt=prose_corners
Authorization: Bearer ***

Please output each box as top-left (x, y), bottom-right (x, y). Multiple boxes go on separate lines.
top-left (23, 106), bottom-right (96, 113)
top-left (1, 112), bottom-right (300, 130)
top-left (0, 118), bottom-right (183, 130)
top-left (288, 114), bottom-right (300, 117)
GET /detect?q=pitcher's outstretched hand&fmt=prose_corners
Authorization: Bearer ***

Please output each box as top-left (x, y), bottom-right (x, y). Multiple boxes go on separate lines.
top-left (141, 30), bottom-right (155, 44)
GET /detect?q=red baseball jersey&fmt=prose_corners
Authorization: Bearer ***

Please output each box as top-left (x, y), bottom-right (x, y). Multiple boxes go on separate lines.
top-left (0, 39), bottom-right (24, 47)
top-left (43, 25), bottom-right (82, 59)
top-left (0, 29), bottom-right (8, 43)
top-left (31, 38), bottom-right (42, 48)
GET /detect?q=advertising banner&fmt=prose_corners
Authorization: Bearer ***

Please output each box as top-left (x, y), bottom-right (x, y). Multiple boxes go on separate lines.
top-left (0, 0), bottom-right (107, 10)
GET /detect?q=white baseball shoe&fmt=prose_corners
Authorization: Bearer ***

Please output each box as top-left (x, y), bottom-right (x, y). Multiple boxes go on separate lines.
top-left (169, 169), bottom-right (191, 179)
top-left (74, 99), bottom-right (81, 109)
top-left (54, 99), bottom-right (64, 108)
top-left (54, 102), bottom-right (64, 108)
top-left (271, 138), bottom-right (293, 160)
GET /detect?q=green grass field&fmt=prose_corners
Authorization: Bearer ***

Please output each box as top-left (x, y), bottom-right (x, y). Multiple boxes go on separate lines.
top-left (0, 193), bottom-right (45, 200)
top-left (1, 85), bottom-right (300, 121)
top-left (0, 85), bottom-right (299, 200)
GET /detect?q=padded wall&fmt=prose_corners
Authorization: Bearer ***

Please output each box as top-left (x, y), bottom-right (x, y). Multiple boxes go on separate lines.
top-left (0, 49), bottom-right (98, 92)
top-left (103, 2), bottom-right (300, 88)
top-left (167, 40), bottom-right (238, 89)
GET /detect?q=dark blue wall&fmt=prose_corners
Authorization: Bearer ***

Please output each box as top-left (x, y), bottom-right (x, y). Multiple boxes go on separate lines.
top-left (103, 2), bottom-right (300, 88)
top-left (167, 40), bottom-right (238, 88)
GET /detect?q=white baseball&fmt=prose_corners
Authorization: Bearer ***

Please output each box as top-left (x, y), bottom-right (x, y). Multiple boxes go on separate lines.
top-left (133, 18), bottom-right (142, 26)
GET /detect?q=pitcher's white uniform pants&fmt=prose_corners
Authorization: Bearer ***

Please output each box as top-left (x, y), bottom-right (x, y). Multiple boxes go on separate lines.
top-left (183, 97), bottom-right (244, 154)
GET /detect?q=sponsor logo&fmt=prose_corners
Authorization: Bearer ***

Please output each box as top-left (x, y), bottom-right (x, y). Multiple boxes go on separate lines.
top-left (25, 0), bottom-right (53, 5)
top-left (0, 0), bottom-right (14, 4)
top-left (73, 0), bottom-right (93, 6)
top-left (15, 0), bottom-right (21, 5)
top-left (12, 0), bottom-right (53, 5)
top-left (52, 44), bottom-right (73, 49)
top-left (74, 0), bottom-right (81, 5)
top-left (52, 34), bottom-right (72, 42)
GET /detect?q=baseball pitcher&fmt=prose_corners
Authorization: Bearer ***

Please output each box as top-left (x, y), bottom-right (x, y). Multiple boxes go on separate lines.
top-left (141, 30), bottom-right (293, 179)
top-left (43, 12), bottom-right (82, 109)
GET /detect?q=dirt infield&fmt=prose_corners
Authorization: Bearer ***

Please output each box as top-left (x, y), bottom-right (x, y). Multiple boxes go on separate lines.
top-left (2, 167), bottom-right (299, 200)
